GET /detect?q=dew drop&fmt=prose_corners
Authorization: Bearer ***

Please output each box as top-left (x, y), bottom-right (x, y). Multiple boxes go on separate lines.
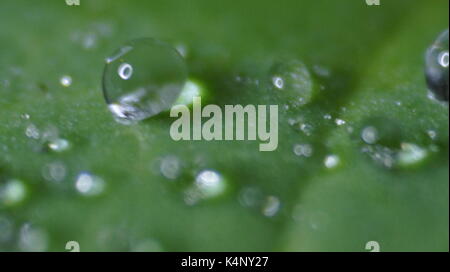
top-left (293, 144), bottom-right (313, 157)
top-left (103, 38), bottom-right (187, 124)
top-left (425, 29), bottom-right (449, 102)
top-left (18, 223), bottom-right (48, 252)
top-left (194, 170), bottom-right (226, 198)
top-left (48, 138), bottom-right (71, 152)
top-left (324, 154), bottom-right (340, 169)
top-left (159, 155), bottom-right (181, 180)
top-left (397, 143), bottom-right (428, 167)
top-left (269, 60), bottom-right (315, 106)
top-left (361, 126), bottom-right (379, 145)
top-left (60, 75), bottom-right (72, 87)
top-left (0, 179), bottom-right (27, 206)
top-left (335, 119), bottom-right (346, 126)
top-left (75, 172), bottom-right (105, 196)
top-left (25, 124), bottom-right (40, 139)
top-left (42, 161), bottom-right (67, 183)
top-left (272, 76), bottom-right (285, 90)
top-left (262, 196), bottom-right (281, 217)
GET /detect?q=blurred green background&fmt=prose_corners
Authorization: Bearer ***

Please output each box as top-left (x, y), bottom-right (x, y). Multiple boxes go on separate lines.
top-left (0, 0), bottom-right (448, 251)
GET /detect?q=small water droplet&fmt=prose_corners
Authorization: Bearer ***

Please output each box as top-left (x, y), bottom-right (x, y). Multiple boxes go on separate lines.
top-left (335, 119), bottom-right (346, 126)
top-left (18, 223), bottom-right (48, 252)
top-left (238, 187), bottom-right (263, 208)
top-left (261, 196), bottom-right (281, 217)
top-left (160, 155), bottom-right (181, 180)
top-left (25, 124), bottom-right (40, 139)
top-left (103, 38), bottom-right (187, 124)
top-left (361, 126), bottom-right (379, 144)
top-left (60, 75), bottom-right (72, 87)
top-left (75, 172), bottom-right (105, 196)
top-left (269, 60), bottom-right (315, 106)
top-left (293, 144), bottom-right (313, 157)
top-left (427, 130), bottom-right (437, 140)
top-left (397, 143), bottom-right (428, 167)
top-left (300, 123), bottom-right (313, 136)
top-left (425, 29), bottom-right (449, 102)
top-left (0, 179), bottom-right (27, 206)
top-left (42, 161), bottom-right (67, 183)
top-left (324, 154), bottom-right (340, 169)
top-left (272, 76), bottom-right (285, 89)
top-left (323, 114), bottom-right (332, 120)
top-left (195, 170), bottom-right (226, 198)
top-left (48, 138), bottom-right (71, 152)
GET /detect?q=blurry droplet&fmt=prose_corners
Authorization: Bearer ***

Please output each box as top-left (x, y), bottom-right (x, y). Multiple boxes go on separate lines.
top-left (293, 144), bottom-right (313, 157)
top-left (425, 29), bottom-right (449, 102)
top-left (103, 38), bottom-right (187, 124)
top-left (18, 223), bottom-right (48, 252)
top-left (262, 196), bottom-right (281, 217)
top-left (324, 154), bottom-right (340, 169)
top-left (60, 75), bottom-right (72, 87)
top-left (48, 138), bottom-right (71, 152)
top-left (25, 124), bottom-right (40, 139)
top-left (238, 187), bottom-right (264, 208)
top-left (194, 170), bottom-right (226, 198)
top-left (0, 179), bottom-right (27, 206)
top-left (75, 172), bottom-right (105, 196)
top-left (361, 126), bottom-right (379, 144)
top-left (160, 155), bottom-right (181, 180)
top-left (42, 161), bottom-right (67, 183)
top-left (335, 119), bottom-right (346, 126)
top-left (397, 143), bottom-right (428, 167)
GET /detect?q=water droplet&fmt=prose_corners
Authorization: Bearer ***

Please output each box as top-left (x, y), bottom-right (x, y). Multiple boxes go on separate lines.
top-left (397, 143), bottom-right (428, 167)
top-left (238, 187), bottom-right (263, 208)
top-left (25, 124), bottom-right (40, 139)
top-left (361, 126), bottom-right (379, 144)
top-left (194, 170), bottom-right (226, 198)
top-left (300, 123), bottom-right (313, 136)
top-left (324, 154), bottom-right (340, 169)
top-left (269, 60), bottom-right (315, 106)
top-left (362, 145), bottom-right (396, 169)
top-left (272, 76), bottom-right (285, 89)
top-left (261, 196), bottom-right (281, 217)
top-left (42, 161), bottom-right (67, 183)
top-left (323, 114), bottom-right (332, 120)
top-left (293, 144), bottom-right (313, 157)
top-left (103, 38), bottom-right (187, 124)
top-left (21, 113), bottom-right (30, 120)
top-left (18, 223), bottom-right (48, 252)
top-left (75, 172), bottom-right (105, 196)
top-left (60, 75), bottom-right (72, 87)
top-left (160, 155), bottom-right (181, 180)
top-left (335, 119), bottom-right (346, 126)
top-left (425, 29), bottom-right (449, 101)
top-left (427, 130), bottom-right (437, 140)
top-left (47, 138), bottom-right (71, 152)
top-left (0, 179), bottom-right (27, 206)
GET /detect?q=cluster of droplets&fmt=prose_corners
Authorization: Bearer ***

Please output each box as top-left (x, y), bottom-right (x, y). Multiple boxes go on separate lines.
top-left (358, 118), bottom-right (430, 169)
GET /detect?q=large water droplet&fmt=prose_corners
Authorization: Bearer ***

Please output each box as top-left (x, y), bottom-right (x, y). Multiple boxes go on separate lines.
top-left (103, 38), bottom-right (187, 124)
top-left (425, 29), bottom-right (449, 102)
top-left (18, 223), bottom-right (48, 252)
top-left (269, 60), bottom-right (316, 106)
